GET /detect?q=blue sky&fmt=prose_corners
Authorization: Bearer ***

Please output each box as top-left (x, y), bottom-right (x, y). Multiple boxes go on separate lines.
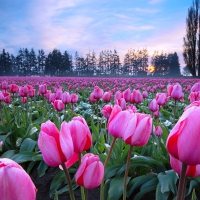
top-left (0, 0), bottom-right (192, 66)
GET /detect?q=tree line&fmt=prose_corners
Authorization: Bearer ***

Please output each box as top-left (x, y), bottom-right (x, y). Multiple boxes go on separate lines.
top-left (0, 48), bottom-right (180, 77)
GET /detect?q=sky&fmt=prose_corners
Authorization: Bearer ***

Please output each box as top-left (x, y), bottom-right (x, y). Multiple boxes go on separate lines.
top-left (0, 0), bottom-right (192, 67)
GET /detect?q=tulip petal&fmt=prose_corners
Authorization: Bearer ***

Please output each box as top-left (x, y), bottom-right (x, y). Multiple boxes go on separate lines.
top-left (38, 131), bottom-right (62, 167)
top-left (60, 121), bottom-right (74, 160)
top-left (83, 161), bottom-right (104, 189)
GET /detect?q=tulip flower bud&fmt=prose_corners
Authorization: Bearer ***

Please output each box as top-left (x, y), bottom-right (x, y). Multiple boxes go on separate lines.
top-left (75, 153), bottom-right (104, 189)
top-left (154, 126), bottom-right (163, 136)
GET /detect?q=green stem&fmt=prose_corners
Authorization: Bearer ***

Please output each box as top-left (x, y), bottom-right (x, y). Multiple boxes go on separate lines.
top-left (174, 100), bottom-right (177, 125)
top-left (61, 163), bottom-right (75, 200)
top-left (123, 145), bottom-right (133, 200)
top-left (100, 137), bottom-right (117, 200)
top-left (78, 153), bottom-right (85, 200)
top-left (177, 162), bottom-right (187, 200)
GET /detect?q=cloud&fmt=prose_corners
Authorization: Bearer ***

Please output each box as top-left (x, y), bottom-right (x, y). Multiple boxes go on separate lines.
top-left (113, 14), bottom-right (131, 19)
top-left (134, 7), bottom-right (161, 14)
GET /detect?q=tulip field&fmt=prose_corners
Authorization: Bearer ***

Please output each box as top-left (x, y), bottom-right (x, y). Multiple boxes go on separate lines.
top-left (1, 76), bottom-right (200, 200)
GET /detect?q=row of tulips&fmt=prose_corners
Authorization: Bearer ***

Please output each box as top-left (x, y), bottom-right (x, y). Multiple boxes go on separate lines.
top-left (0, 77), bottom-right (200, 200)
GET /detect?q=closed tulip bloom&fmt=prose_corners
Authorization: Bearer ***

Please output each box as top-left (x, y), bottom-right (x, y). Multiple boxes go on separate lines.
top-left (49, 93), bottom-right (56, 103)
top-left (39, 84), bottom-right (47, 95)
top-left (142, 91), bottom-right (148, 98)
top-left (0, 158), bottom-right (36, 200)
top-left (131, 89), bottom-right (143, 104)
top-left (123, 88), bottom-right (131, 102)
top-left (3, 92), bottom-right (11, 104)
top-left (170, 155), bottom-right (200, 177)
top-left (55, 89), bottom-right (63, 100)
top-left (62, 92), bottom-right (71, 104)
top-left (102, 92), bottom-right (112, 102)
top-left (101, 104), bottom-right (113, 119)
top-left (28, 89), bottom-right (36, 98)
top-left (115, 98), bottom-right (126, 110)
top-left (154, 126), bottom-right (163, 136)
top-left (71, 93), bottom-right (78, 103)
top-left (10, 84), bottom-right (19, 93)
top-left (108, 107), bottom-right (135, 139)
top-left (149, 99), bottom-right (158, 112)
top-left (188, 92), bottom-right (200, 103)
top-left (89, 92), bottom-right (98, 103)
top-left (0, 91), bottom-right (4, 101)
top-left (38, 120), bottom-right (74, 167)
top-left (21, 97), bottom-right (28, 104)
top-left (191, 82), bottom-right (200, 92)
top-left (53, 100), bottom-right (65, 111)
top-left (156, 93), bottom-right (168, 106)
top-left (167, 83), bottom-right (184, 100)
top-left (114, 90), bottom-right (123, 101)
top-left (166, 106), bottom-right (200, 166)
top-left (68, 117), bottom-right (92, 153)
top-left (122, 113), bottom-right (152, 146)
top-left (75, 153), bottom-right (104, 189)
top-left (1, 81), bottom-right (9, 90)
top-left (18, 87), bottom-right (27, 97)
top-left (93, 86), bottom-right (103, 100)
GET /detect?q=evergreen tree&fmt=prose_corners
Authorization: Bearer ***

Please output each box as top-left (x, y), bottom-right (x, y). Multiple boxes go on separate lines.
top-left (38, 49), bottom-right (46, 75)
top-left (168, 52), bottom-right (181, 75)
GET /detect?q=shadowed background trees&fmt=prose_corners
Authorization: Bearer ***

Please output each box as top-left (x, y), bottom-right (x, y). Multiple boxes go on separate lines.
top-left (0, 47), bottom-right (181, 77)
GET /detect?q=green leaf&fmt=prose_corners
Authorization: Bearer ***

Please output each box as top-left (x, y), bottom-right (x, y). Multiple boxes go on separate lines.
top-left (54, 191), bottom-right (58, 200)
top-left (185, 180), bottom-right (199, 196)
top-left (11, 151), bottom-right (34, 163)
top-left (105, 164), bottom-right (123, 179)
top-left (49, 170), bottom-right (66, 197)
top-left (165, 170), bottom-right (178, 195)
top-left (108, 176), bottom-right (131, 200)
top-left (156, 183), bottom-right (170, 200)
top-left (104, 179), bottom-right (112, 200)
top-left (20, 138), bottom-right (37, 152)
top-left (37, 160), bottom-right (48, 177)
top-left (127, 174), bottom-right (156, 197)
top-left (27, 161), bottom-right (38, 174)
top-left (1, 150), bottom-right (16, 158)
top-left (32, 154), bottom-right (43, 161)
top-left (157, 173), bottom-right (170, 193)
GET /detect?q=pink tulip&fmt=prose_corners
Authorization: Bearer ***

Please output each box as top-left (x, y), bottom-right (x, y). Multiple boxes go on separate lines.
top-left (153, 110), bottom-right (160, 118)
top-left (0, 91), bottom-right (4, 101)
top-left (3, 92), bottom-right (11, 104)
top-left (167, 83), bottom-right (184, 100)
top-left (114, 90), bottom-right (123, 101)
top-left (39, 84), bottom-right (47, 95)
top-left (38, 120), bottom-right (74, 167)
top-left (131, 89), bottom-right (143, 104)
top-left (62, 92), bottom-right (71, 104)
top-left (115, 98), bottom-right (126, 110)
top-left (1, 81), bottom-right (9, 91)
top-left (75, 153), bottom-right (104, 189)
top-left (53, 100), bottom-right (65, 111)
top-left (191, 82), bottom-right (200, 92)
top-left (123, 88), bottom-right (131, 102)
top-left (122, 113), bottom-right (152, 146)
top-left (142, 91), bottom-right (148, 98)
top-left (102, 92), bottom-right (112, 102)
top-left (55, 89), bottom-right (63, 100)
top-left (93, 86), bottom-right (103, 100)
top-left (166, 106), bottom-right (200, 166)
top-left (127, 104), bottom-right (137, 113)
top-left (71, 93), bottom-right (78, 103)
top-left (108, 106), bottom-right (135, 138)
top-left (28, 89), bottom-right (36, 98)
top-left (89, 92), bottom-right (98, 103)
top-left (0, 158), bottom-right (37, 200)
top-left (154, 126), bottom-right (163, 136)
top-left (188, 92), bottom-right (200, 103)
top-left (149, 99), bottom-right (158, 112)
top-left (9, 84), bottom-right (19, 94)
top-left (18, 87), bottom-right (27, 97)
top-left (101, 104), bottom-right (113, 119)
top-left (155, 93), bottom-right (168, 107)
top-left (68, 117), bottom-right (92, 153)
top-left (170, 155), bottom-right (200, 177)
top-left (21, 97), bottom-right (28, 104)
top-left (49, 93), bottom-right (56, 103)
